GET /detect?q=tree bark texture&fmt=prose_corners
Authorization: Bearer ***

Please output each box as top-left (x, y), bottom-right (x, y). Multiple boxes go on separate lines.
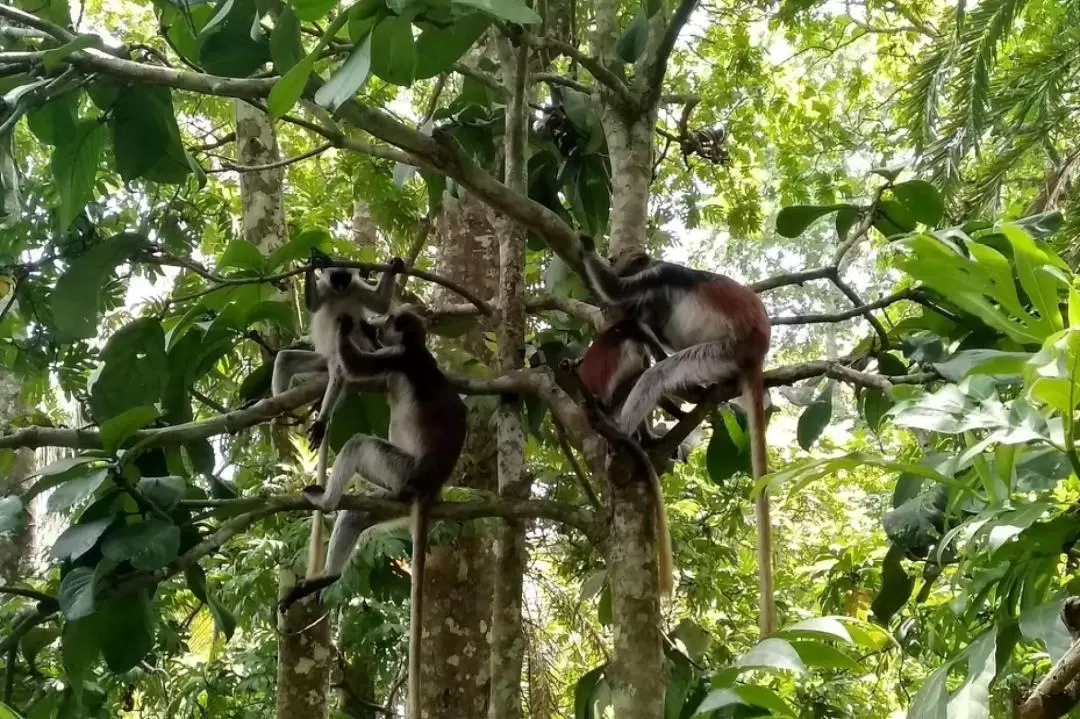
top-left (607, 466), bottom-right (666, 718)
top-left (487, 36), bottom-right (531, 719)
top-left (416, 191), bottom-right (499, 718)
top-left (0, 371), bottom-right (33, 584)
top-left (233, 100), bottom-right (333, 719)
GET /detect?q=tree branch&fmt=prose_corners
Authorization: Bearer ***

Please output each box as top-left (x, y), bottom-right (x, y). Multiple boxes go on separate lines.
top-left (519, 33), bottom-right (635, 109)
top-left (771, 289), bottom-right (917, 325)
top-left (0, 4), bottom-right (75, 41)
top-left (208, 142), bottom-right (333, 173)
top-left (643, 0), bottom-right (699, 106)
top-left (1019, 638), bottom-right (1080, 719)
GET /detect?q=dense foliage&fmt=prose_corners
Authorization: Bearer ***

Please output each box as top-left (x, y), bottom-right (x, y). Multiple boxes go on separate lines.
top-left (0, 0), bottom-right (1078, 715)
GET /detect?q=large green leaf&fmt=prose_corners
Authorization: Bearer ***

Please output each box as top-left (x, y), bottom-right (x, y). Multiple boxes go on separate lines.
top-left (290, 0), bottom-right (337, 21)
top-left (796, 383), bottom-right (833, 450)
top-left (52, 517), bottom-right (112, 563)
top-left (1019, 598), bottom-right (1072, 663)
top-left (932, 349), bottom-right (1034, 382)
top-left (451, 0), bottom-right (540, 23)
top-left (413, 14), bottom-right (489, 79)
top-left (197, 0), bottom-right (271, 76)
top-left (882, 484), bottom-right (947, 556)
top-left (693, 685), bottom-right (795, 717)
top-left (57, 567), bottom-right (97, 620)
top-left (735, 638), bottom-right (806, 674)
top-left (615, 13), bottom-right (647, 63)
top-left (268, 52), bottom-right (317, 119)
top-left (370, 14), bottom-right (416, 86)
top-left (26, 91), bottom-right (78, 146)
top-left (789, 640), bottom-right (862, 671)
top-left (50, 120), bottom-right (107, 231)
top-left (314, 34), bottom-right (373, 111)
top-left (269, 6), bottom-right (304, 71)
top-left (61, 617), bottom-right (98, 704)
top-left (102, 519), bottom-right (181, 571)
top-left (100, 406), bottom-right (161, 455)
top-left (51, 232), bottom-right (146, 340)
top-left (138, 476), bottom-right (186, 512)
top-left (93, 592), bottom-right (154, 672)
top-left (1002, 224), bottom-right (1067, 333)
top-left (705, 409), bottom-right (751, 482)
top-left (218, 239), bottom-right (267, 272)
top-left (46, 468), bottom-right (109, 514)
top-left (778, 616), bottom-right (853, 643)
top-left (889, 180), bottom-right (944, 227)
top-left (109, 85), bottom-right (190, 184)
top-left (775, 204), bottom-right (850, 238)
top-left (946, 629), bottom-right (997, 718)
top-left (573, 665), bottom-right (607, 719)
top-left (89, 318), bottom-right (168, 422)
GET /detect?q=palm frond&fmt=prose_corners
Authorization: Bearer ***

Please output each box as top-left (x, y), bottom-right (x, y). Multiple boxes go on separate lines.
top-left (1054, 182), bottom-right (1080, 266)
top-left (902, 44), bottom-right (955, 151)
top-left (960, 121), bottom-right (1052, 215)
top-left (952, 0), bottom-right (1028, 141)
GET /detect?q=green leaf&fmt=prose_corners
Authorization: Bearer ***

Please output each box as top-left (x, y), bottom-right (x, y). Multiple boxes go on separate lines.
top-left (705, 409), bottom-right (751, 482)
top-left (789, 639), bottom-right (863, 671)
top-left (932, 350), bottom-right (1034, 382)
top-left (735, 638), bottom-right (806, 675)
top-left (452, 0), bottom-right (541, 23)
top-left (108, 85), bottom-right (191, 184)
top-left (42, 35), bottom-right (103, 71)
top-left (860, 388), bottom-right (892, 434)
top-left (0, 497), bottom-right (23, 535)
top-left (102, 519), bottom-right (181, 571)
top-left (314, 34), bottom-right (373, 111)
top-left (290, 0), bottom-right (337, 21)
top-left (882, 484), bottom-right (947, 556)
top-left (218, 239), bottom-right (267, 273)
top-left (89, 318), bottom-right (168, 422)
top-left (26, 92), bottom-right (78, 146)
top-left (780, 616), bottom-right (853, 643)
top-left (94, 592), bottom-right (154, 672)
top-left (947, 629), bottom-right (997, 718)
top-left (269, 6), bottom-right (304, 71)
top-left (198, 0), bottom-right (271, 76)
top-left (61, 617), bottom-right (99, 704)
top-left (1003, 224), bottom-right (1067, 333)
top-left (268, 227), bottom-right (332, 269)
top-left (1019, 599), bottom-right (1072, 663)
top-left (100, 406), bottom-right (161, 455)
top-left (51, 232), bottom-right (146, 340)
top-left (796, 384), bottom-right (833, 450)
top-left (615, 13), bottom-right (647, 63)
top-left (47, 469), bottom-right (109, 514)
top-left (871, 544), bottom-right (914, 623)
top-left (414, 14), bottom-right (489, 79)
top-left (889, 180), bottom-right (944, 227)
top-left (693, 685), bottom-right (795, 717)
top-left (775, 204), bottom-right (850, 238)
top-left (598, 583), bottom-right (612, 626)
top-left (574, 665), bottom-right (606, 719)
top-left (268, 52), bottom-right (317, 119)
top-left (57, 567), bottom-right (97, 620)
top-left (50, 119), bottom-right (107, 231)
top-left (370, 14), bottom-right (416, 86)
top-left (835, 205), bottom-right (858, 239)
top-left (137, 476), bottom-right (186, 512)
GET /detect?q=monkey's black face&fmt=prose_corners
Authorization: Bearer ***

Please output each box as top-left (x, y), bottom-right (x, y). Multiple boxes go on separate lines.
top-left (379, 312), bottom-right (425, 346)
top-left (328, 269), bottom-right (353, 291)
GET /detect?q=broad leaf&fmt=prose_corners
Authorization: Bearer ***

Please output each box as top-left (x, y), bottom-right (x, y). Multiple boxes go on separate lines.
top-left (735, 638), bottom-right (806, 674)
top-left (889, 179), bottom-right (944, 227)
top-left (47, 468), bottom-right (109, 514)
top-left (414, 14), bottom-right (489, 79)
top-left (694, 685), bottom-right (795, 717)
top-left (138, 476), bottom-right (186, 512)
top-left (780, 616), bottom-right (853, 643)
top-left (946, 629), bottom-right (997, 718)
top-left (269, 6), bottom-right (304, 71)
top-left (218, 239), bottom-right (267, 273)
top-left (42, 35), bottom-right (103, 71)
top-left (268, 53), bottom-right (317, 119)
top-left (615, 13), bottom-right (647, 63)
top-left (933, 350), bottom-right (1034, 382)
top-left (51, 232), bottom-right (146, 340)
top-left (26, 91), bottom-right (78, 146)
top-left (452, 0), bottom-right (541, 23)
top-left (109, 85), bottom-right (191, 183)
top-left (705, 409), bottom-right (751, 482)
top-left (50, 119), bottom-right (106, 231)
top-left (94, 592), bottom-right (154, 672)
top-left (796, 383), bottom-right (833, 450)
top-left (100, 406), bottom-right (161, 455)
top-left (89, 318), bottom-right (168, 422)
top-left (314, 34), bottom-right (373, 111)
top-left (882, 484), bottom-right (948, 556)
top-left (1019, 598), bottom-right (1072, 663)
top-left (370, 14), bottom-right (416, 86)
top-left (102, 519), bottom-right (181, 571)
top-left (871, 544), bottom-right (914, 623)
top-left (0, 496), bottom-right (23, 535)
top-left (61, 617), bottom-right (99, 703)
top-left (52, 518), bottom-right (112, 562)
top-left (57, 567), bottom-right (97, 620)
top-left (197, 0), bottom-right (271, 76)
top-left (573, 665), bottom-right (606, 719)
top-left (775, 204), bottom-right (850, 238)
top-left (789, 639), bottom-right (862, 671)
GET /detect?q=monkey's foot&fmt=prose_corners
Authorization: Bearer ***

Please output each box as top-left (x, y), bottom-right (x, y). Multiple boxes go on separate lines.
top-left (388, 256), bottom-right (406, 273)
top-left (307, 419), bottom-right (327, 451)
top-left (302, 485), bottom-right (336, 511)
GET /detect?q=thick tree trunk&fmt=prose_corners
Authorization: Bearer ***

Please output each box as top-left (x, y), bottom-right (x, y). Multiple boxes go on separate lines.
top-left (417, 191), bottom-right (498, 718)
top-left (233, 99), bottom-right (333, 718)
top-left (487, 36), bottom-right (531, 719)
top-left (0, 372), bottom-right (34, 583)
top-left (607, 465), bottom-right (666, 719)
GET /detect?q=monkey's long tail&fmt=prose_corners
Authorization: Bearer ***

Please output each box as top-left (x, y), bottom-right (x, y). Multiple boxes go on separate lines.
top-left (407, 499), bottom-right (429, 719)
top-left (651, 465), bottom-right (675, 599)
top-left (744, 365), bottom-right (774, 636)
top-left (306, 441), bottom-right (329, 579)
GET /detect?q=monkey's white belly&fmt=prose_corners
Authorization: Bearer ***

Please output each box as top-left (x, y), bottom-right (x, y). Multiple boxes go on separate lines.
top-left (665, 293), bottom-right (733, 349)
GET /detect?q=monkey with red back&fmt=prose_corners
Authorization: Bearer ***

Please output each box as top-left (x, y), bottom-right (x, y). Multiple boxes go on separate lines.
top-left (577, 235), bottom-right (775, 635)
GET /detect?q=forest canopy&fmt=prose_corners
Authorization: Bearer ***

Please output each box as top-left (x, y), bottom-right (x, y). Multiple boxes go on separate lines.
top-left (0, 0), bottom-right (1078, 716)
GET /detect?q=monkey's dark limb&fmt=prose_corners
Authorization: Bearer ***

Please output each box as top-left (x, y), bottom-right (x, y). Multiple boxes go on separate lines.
top-left (308, 418), bottom-right (327, 451)
top-left (277, 574), bottom-right (340, 614)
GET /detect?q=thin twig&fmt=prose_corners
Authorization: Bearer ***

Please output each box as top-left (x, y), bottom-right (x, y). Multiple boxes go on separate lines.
top-left (553, 417), bottom-right (601, 510)
top-left (210, 142), bottom-right (333, 173)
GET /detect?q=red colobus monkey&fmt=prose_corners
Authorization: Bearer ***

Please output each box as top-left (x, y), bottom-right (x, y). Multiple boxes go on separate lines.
top-left (271, 252), bottom-right (404, 580)
top-left (280, 309), bottom-right (467, 719)
top-left (578, 236), bottom-right (775, 635)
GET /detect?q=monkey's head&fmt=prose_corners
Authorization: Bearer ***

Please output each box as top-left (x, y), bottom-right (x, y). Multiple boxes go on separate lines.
top-left (312, 266), bottom-right (370, 305)
top-left (379, 310), bottom-right (427, 347)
